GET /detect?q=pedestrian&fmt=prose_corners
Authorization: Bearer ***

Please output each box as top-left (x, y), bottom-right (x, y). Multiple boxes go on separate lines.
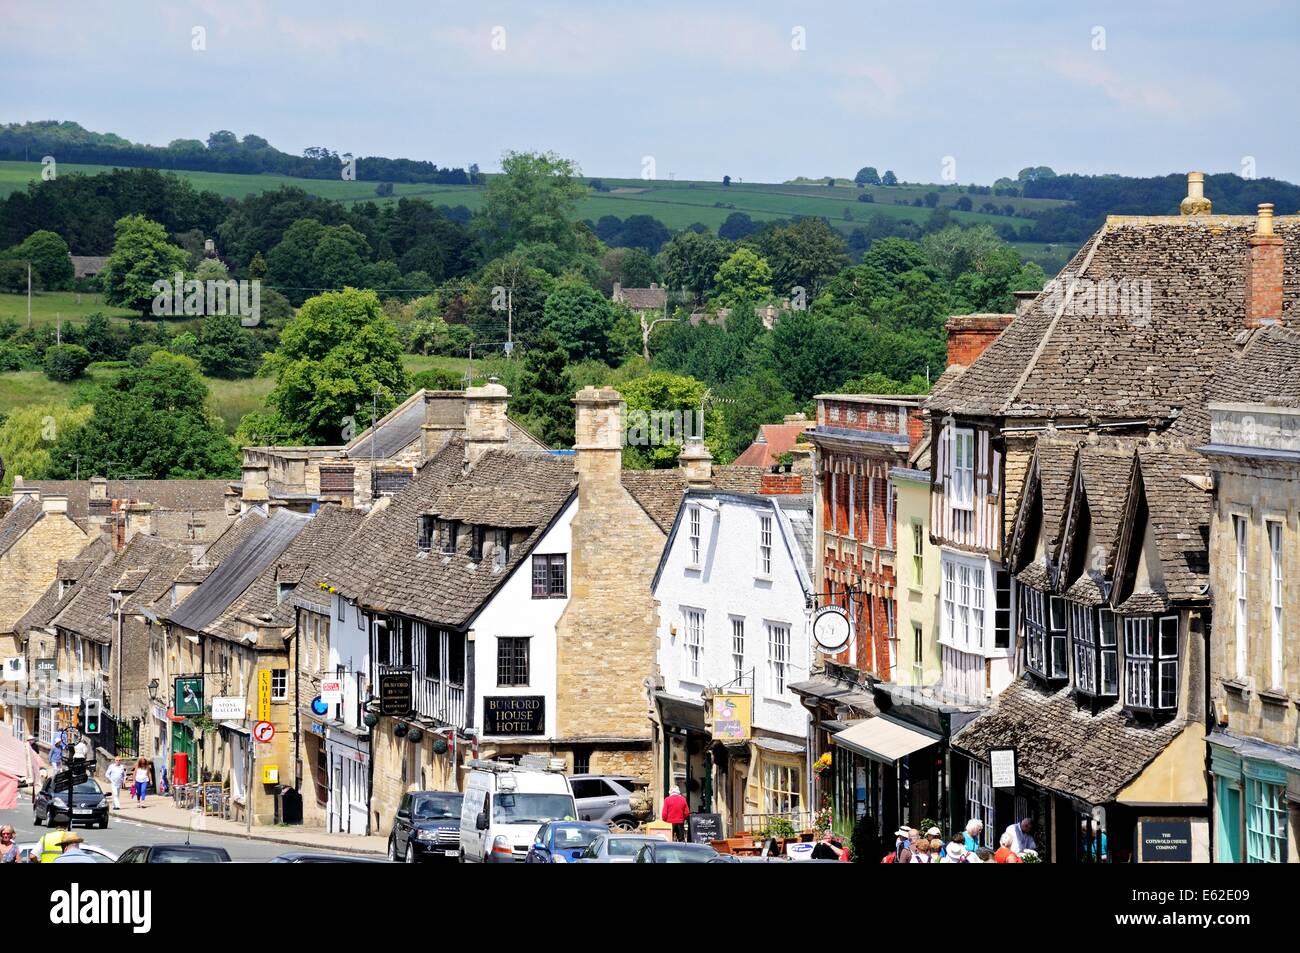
top-left (52, 832), bottom-right (97, 864)
top-left (73, 734), bottom-right (89, 762)
top-left (661, 785), bottom-right (689, 841)
top-left (811, 833), bottom-right (849, 861)
top-left (0, 825), bottom-right (18, 863)
top-left (106, 756), bottom-right (126, 810)
top-left (160, 762), bottom-right (170, 796)
top-left (1002, 817), bottom-right (1037, 856)
top-left (49, 737), bottom-right (64, 769)
top-left (882, 827), bottom-right (912, 863)
top-left (940, 838), bottom-right (968, 863)
top-left (994, 831), bottom-right (1023, 863)
top-left (36, 817), bottom-right (71, 863)
top-left (133, 756), bottom-right (150, 807)
top-left (910, 838), bottom-right (933, 863)
top-left (963, 818), bottom-right (983, 852)
top-left (930, 836), bottom-right (945, 860)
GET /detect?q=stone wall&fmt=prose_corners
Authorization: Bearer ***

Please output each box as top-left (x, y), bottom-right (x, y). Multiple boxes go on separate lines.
top-left (0, 509), bottom-right (89, 634)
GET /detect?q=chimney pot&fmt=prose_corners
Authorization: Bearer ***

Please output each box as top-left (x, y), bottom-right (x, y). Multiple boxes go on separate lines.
top-left (1180, 171), bottom-right (1213, 215)
top-left (1255, 202), bottom-right (1276, 238)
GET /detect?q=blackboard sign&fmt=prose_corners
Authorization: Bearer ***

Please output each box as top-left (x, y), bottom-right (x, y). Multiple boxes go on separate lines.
top-left (484, 695), bottom-right (545, 735)
top-left (379, 672), bottom-right (413, 715)
top-left (688, 813), bottom-right (722, 844)
top-left (1140, 819), bottom-right (1192, 862)
top-left (203, 783), bottom-right (224, 817)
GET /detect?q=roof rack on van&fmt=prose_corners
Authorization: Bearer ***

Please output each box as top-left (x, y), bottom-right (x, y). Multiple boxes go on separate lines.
top-left (466, 756), bottom-right (567, 773)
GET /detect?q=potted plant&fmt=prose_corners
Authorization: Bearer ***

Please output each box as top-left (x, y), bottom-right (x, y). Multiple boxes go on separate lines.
top-left (777, 451), bottom-right (795, 473)
top-left (812, 752), bottom-right (832, 776)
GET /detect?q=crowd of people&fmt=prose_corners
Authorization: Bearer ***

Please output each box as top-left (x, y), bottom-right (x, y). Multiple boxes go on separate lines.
top-left (881, 817), bottom-right (1038, 863)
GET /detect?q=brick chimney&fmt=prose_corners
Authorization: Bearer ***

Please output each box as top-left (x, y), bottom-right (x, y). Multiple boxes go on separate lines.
top-left (678, 436), bottom-right (713, 488)
top-left (760, 472), bottom-right (804, 495)
top-left (1180, 171), bottom-right (1212, 216)
top-left (573, 386), bottom-right (625, 494)
top-left (464, 379), bottom-right (509, 469)
top-left (1246, 203), bottom-right (1284, 328)
top-left (945, 313), bottom-right (1013, 368)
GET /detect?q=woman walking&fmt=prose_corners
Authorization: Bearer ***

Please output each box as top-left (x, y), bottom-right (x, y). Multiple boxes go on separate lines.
top-left (133, 757), bottom-right (150, 807)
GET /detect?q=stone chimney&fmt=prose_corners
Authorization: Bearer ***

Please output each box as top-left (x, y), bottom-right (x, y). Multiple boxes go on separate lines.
top-left (89, 477), bottom-right (108, 500)
top-left (1180, 171), bottom-right (1212, 216)
top-left (12, 480), bottom-right (39, 507)
top-left (1246, 203), bottom-right (1284, 329)
top-left (1012, 289), bottom-right (1040, 317)
top-left (945, 313), bottom-right (1013, 368)
top-left (612, 282), bottom-right (622, 301)
top-left (678, 437), bottom-right (713, 488)
top-left (421, 391), bottom-right (467, 460)
top-left (40, 494), bottom-right (68, 515)
top-left (241, 461), bottom-right (269, 505)
top-left (123, 501), bottom-right (155, 543)
top-left (573, 386), bottom-right (624, 492)
top-left (464, 379), bottom-right (509, 469)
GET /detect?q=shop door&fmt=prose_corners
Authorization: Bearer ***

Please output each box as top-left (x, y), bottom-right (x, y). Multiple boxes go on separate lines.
top-left (1218, 781), bottom-right (1242, 863)
top-left (329, 750), bottom-right (344, 833)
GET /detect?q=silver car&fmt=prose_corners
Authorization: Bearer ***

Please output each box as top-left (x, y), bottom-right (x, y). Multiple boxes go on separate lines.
top-left (570, 775), bottom-right (649, 831)
top-left (574, 833), bottom-right (662, 863)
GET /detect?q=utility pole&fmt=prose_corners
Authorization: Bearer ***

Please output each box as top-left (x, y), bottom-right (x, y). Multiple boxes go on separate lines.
top-left (27, 263), bottom-right (32, 327)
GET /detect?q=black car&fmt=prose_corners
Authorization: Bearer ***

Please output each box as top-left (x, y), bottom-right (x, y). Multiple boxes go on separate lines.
top-left (116, 844), bottom-right (232, 863)
top-left (388, 790), bottom-right (464, 863)
top-left (33, 776), bottom-right (109, 829)
top-left (271, 852), bottom-right (389, 863)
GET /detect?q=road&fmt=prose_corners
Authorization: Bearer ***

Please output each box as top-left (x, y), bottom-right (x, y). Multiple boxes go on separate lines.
top-left (2, 793), bottom-right (324, 862)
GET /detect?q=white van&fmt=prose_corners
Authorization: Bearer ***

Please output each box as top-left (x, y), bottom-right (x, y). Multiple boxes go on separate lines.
top-left (459, 759), bottom-right (578, 863)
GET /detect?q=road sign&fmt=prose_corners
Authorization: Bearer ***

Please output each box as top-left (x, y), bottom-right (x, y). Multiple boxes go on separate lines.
top-left (174, 676), bottom-right (203, 716)
top-left (257, 670), bottom-right (272, 721)
top-left (62, 727), bottom-right (82, 748)
top-left (253, 720), bottom-right (275, 743)
top-left (212, 697), bottom-right (246, 720)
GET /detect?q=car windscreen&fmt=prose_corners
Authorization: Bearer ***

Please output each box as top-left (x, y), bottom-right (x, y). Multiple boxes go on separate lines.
top-left (412, 794), bottom-right (462, 819)
top-left (56, 781), bottom-right (102, 796)
top-left (552, 826), bottom-right (600, 849)
top-left (655, 845), bottom-right (715, 863)
top-left (608, 838), bottom-right (654, 857)
top-left (151, 848), bottom-right (227, 863)
top-left (492, 793), bottom-right (574, 826)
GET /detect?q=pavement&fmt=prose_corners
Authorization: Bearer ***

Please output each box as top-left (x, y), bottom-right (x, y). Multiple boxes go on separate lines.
top-left (107, 792), bottom-right (388, 855)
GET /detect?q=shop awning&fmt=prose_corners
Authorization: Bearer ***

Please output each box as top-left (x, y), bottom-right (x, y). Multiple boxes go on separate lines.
top-left (832, 716), bottom-right (939, 764)
top-left (656, 692), bottom-right (707, 733)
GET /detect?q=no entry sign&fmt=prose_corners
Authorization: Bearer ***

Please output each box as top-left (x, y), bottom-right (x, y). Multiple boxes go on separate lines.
top-left (253, 720), bottom-right (275, 743)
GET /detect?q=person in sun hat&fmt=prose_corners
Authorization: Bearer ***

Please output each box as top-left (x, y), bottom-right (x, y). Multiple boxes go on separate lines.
top-left (882, 827), bottom-right (912, 863)
top-left (52, 831), bottom-right (97, 863)
top-left (940, 837), bottom-right (968, 863)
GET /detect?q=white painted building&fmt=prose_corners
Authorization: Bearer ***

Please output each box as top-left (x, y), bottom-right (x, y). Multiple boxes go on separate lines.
top-left (471, 497), bottom-right (575, 750)
top-left (651, 489), bottom-right (816, 834)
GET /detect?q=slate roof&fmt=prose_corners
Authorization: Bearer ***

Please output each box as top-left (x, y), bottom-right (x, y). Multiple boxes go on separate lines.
top-left (0, 495), bottom-right (42, 559)
top-left (14, 537), bottom-right (113, 634)
top-left (926, 217), bottom-right (1300, 443)
top-left (22, 480), bottom-right (231, 522)
top-left (614, 286), bottom-right (667, 310)
top-left (710, 465), bottom-right (766, 494)
top-left (1132, 445), bottom-right (1212, 604)
top-left (168, 509), bottom-right (312, 635)
top-left (324, 438), bottom-right (576, 627)
top-left (52, 535), bottom-right (191, 644)
top-left (1074, 444), bottom-right (1136, 569)
top-left (1210, 325), bottom-right (1300, 407)
top-left (1035, 438), bottom-right (1083, 552)
top-left (621, 470), bottom-right (687, 533)
top-left (951, 677), bottom-right (1188, 805)
top-left (775, 494), bottom-right (815, 581)
top-left (734, 423), bottom-right (813, 468)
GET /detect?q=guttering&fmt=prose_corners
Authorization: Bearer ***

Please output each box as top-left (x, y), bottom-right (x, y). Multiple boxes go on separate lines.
top-left (999, 417), bottom-right (1163, 435)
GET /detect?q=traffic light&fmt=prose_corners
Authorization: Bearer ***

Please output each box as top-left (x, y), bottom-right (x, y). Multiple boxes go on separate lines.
top-left (84, 698), bottom-right (101, 735)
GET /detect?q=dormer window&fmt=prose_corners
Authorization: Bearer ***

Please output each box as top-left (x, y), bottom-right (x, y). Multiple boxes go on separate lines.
top-left (1071, 604), bottom-right (1117, 698)
top-left (417, 516), bottom-right (435, 552)
top-left (1023, 587), bottom-right (1067, 681)
top-left (277, 582), bottom-right (295, 605)
top-left (1123, 614), bottom-right (1179, 714)
top-left (438, 520), bottom-right (458, 556)
top-left (493, 529), bottom-right (510, 569)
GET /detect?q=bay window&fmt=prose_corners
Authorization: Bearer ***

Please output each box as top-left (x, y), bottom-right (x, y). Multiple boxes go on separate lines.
top-left (1071, 603), bottom-right (1117, 697)
top-left (942, 556), bottom-right (989, 655)
top-left (1246, 778), bottom-right (1288, 863)
top-left (1123, 614), bottom-right (1179, 714)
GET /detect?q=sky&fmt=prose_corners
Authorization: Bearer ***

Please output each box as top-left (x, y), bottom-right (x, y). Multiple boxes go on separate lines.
top-left (3, 0), bottom-right (1297, 184)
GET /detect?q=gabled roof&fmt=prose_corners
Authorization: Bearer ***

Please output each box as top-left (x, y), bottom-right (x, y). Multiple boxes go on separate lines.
top-left (1007, 437), bottom-right (1082, 574)
top-left (343, 389), bottom-right (547, 460)
top-left (1209, 325), bottom-right (1300, 407)
top-left (952, 677), bottom-right (1188, 806)
top-left (15, 536), bottom-right (113, 635)
top-left (926, 217), bottom-right (1300, 442)
top-left (168, 509), bottom-right (312, 635)
top-left (0, 495), bottom-right (43, 559)
top-left (22, 480), bottom-right (231, 522)
top-left (325, 438), bottom-right (576, 628)
top-left (733, 423), bottom-right (812, 468)
top-left (52, 535), bottom-right (191, 643)
top-left (1052, 440), bottom-right (1139, 595)
top-left (620, 470), bottom-right (687, 533)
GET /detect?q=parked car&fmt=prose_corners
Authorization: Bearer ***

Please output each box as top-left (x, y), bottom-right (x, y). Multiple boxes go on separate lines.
top-left (570, 774), bottom-right (650, 830)
top-left (388, 791), bottom-right (464, 863)
top-left (32, 777), bottom-right (108, 829)
top-left (524, 821), bottom-right (607, 863)
top-left (460, 762), bottom-right (577, 863)
top-left (116, 844), bottom-right (231, 863)
top-left (632, 841), bottom-right (719, 864)
top-left (574, 833), bottom-right (663, 863)
top-left (271, 852), bottom-right (389, 863)
top-left (17, 841), bottom-right (116, 863)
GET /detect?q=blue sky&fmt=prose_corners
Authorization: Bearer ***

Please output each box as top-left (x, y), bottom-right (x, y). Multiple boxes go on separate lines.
top-left (3, 0), bottom-right (1297, 184)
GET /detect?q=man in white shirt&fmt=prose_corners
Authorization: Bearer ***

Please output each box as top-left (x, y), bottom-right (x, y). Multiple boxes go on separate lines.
top-left (1002, 818), bottom-right (1037, 855)
top-left (105, 757), bottom-right (126, 810)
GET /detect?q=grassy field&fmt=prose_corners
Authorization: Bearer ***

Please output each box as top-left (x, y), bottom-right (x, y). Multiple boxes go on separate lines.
top-left (0, 159), bottom-right (1070, 238)
top-left (0, 290), bottom-right (145, 328)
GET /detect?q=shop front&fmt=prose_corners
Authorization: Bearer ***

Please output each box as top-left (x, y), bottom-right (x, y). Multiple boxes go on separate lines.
top-left (1209, 730), bottom-right (1299, 864)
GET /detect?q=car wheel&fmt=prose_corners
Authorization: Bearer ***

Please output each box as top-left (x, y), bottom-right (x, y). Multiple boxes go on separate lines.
top-left (32, 810), bottom-right (43, 827)
top-left (387, 838), bottom-right (397, 863)
top-left (612, 816), bottom-right (638, 832)
top-left (406, 844), bottom-right (417, 864)
top-left (98, 818), bottom-right (109, 830)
